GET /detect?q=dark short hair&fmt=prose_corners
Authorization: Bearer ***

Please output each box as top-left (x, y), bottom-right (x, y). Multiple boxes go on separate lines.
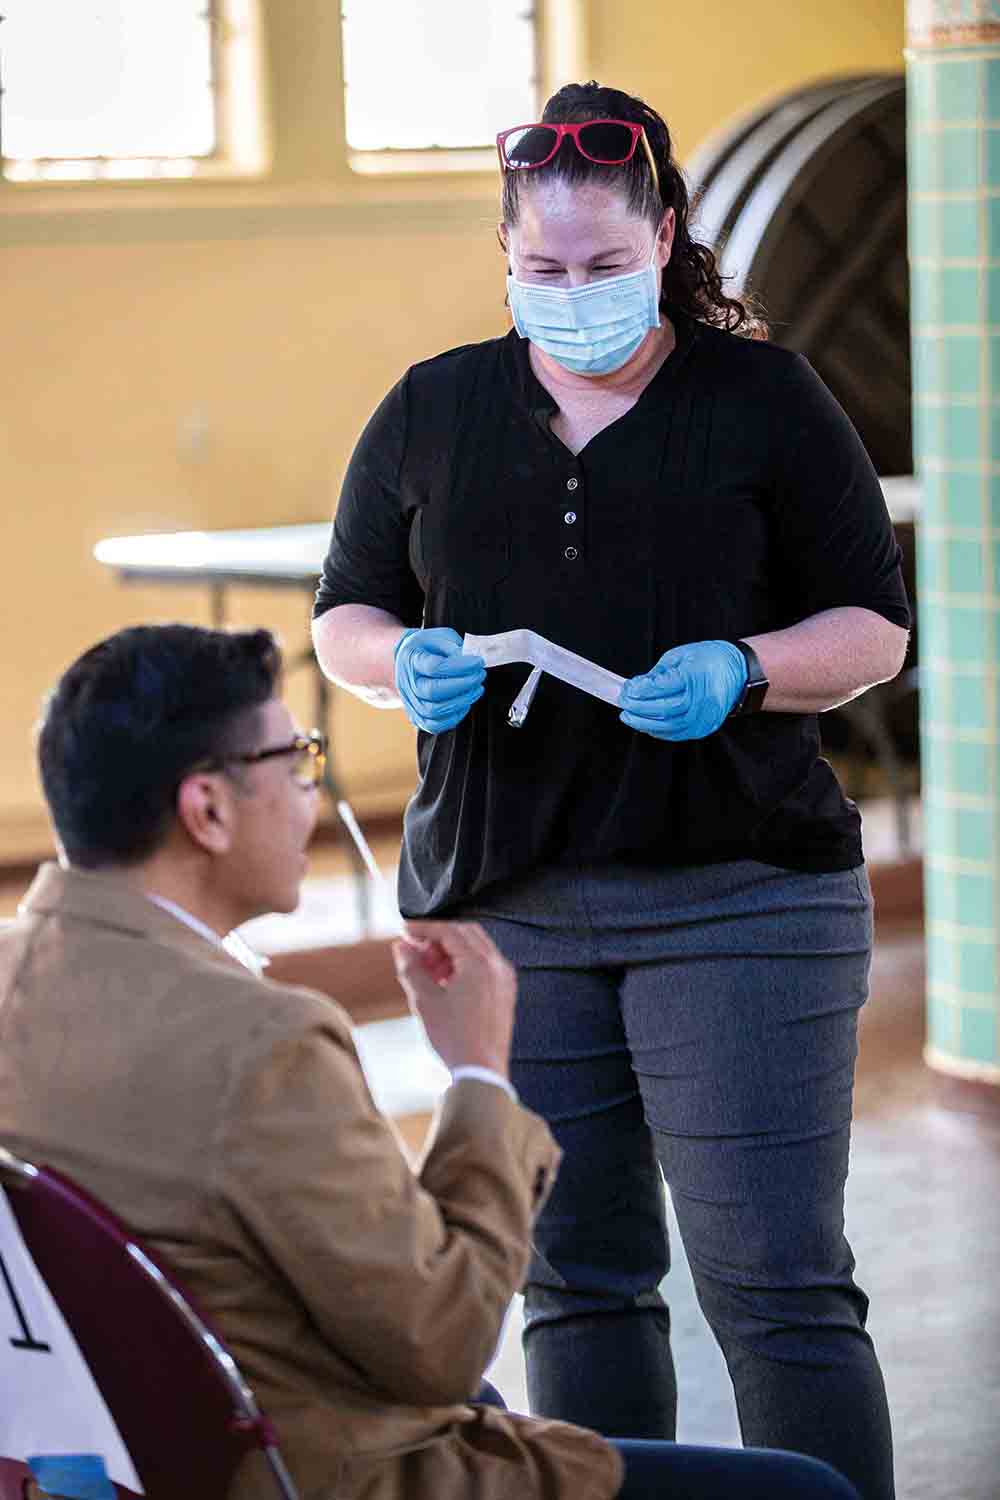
top-left (37, 624), bottom-right (282, 868)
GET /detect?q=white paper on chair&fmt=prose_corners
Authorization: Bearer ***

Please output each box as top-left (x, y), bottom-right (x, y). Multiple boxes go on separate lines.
top-left (0, 1192), bottom-right (144, 1492)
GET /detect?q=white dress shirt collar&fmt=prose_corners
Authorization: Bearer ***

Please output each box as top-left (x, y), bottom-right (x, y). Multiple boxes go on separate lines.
top-left (146, 893), bottom-right (267, 977)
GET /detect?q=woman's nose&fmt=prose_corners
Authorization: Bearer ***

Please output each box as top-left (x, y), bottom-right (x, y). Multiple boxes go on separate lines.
top-left (566, 268), bottom-right (593, 288)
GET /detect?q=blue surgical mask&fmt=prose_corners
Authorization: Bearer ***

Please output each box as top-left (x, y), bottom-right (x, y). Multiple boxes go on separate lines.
top-left (506, 243), bottom-right (661, 376)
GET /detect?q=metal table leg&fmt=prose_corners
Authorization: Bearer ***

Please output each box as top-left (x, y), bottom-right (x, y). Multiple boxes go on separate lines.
top-left (307, 653), bottom-right (372, 935)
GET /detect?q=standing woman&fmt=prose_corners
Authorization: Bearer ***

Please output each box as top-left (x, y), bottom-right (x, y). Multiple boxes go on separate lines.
top-left (313, 82), bottom-right (908, 1500)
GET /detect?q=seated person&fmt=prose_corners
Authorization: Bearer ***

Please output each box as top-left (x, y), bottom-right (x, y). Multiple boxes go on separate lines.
top-left (0, 624), bottom-right (859, 1500)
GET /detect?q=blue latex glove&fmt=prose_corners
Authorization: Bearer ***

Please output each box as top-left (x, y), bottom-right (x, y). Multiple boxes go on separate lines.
top-left (27, 1456), bottom-right (116, 1500)
top-left (618, 640), bottom-right (748, 741)
top-left (394, 626), bottom-right (485, 733)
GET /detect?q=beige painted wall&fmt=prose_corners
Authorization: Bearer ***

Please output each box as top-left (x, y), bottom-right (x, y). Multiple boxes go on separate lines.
top-left (585, 1), bottom-right (904, 160)
top-left (0, 0), bottom-right (903, 859)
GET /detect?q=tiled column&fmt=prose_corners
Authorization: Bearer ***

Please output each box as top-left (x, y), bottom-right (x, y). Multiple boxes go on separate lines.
top-left (908, 1), bottom-right (1000, 1085)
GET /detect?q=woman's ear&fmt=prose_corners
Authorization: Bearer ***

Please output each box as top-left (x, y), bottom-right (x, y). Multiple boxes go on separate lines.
top-left (658, 207), bottom-right (676, 267)
top-left (496, 222), bottom-right (510, 256)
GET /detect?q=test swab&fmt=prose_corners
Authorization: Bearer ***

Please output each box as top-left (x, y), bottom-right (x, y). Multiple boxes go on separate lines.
top-left (508, 665), bottom-right (543, 727)
top-left (464, 629), bottom-right (625, 708)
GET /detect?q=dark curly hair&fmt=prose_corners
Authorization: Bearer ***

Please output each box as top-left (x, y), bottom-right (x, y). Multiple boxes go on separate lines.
top-left (500, 81), bottom-right (761, 336)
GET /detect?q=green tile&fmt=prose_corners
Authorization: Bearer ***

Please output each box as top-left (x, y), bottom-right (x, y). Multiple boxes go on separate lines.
top-left (946, 469), bottom-right (986, 527)
top-left (951, 674), bottom-right (988, 733)
top-left (939, 129), bottom-right (981, 193)
top-left (906, 59), bottom-right (934, 122)
top-left (985, 55), bottom-right (1000, 122)
top-left (927, 992), bottom-right (956, 1052)
top-left (986, 196), bottom-right (1000, 259)
top-left (987, 267), bottom-right (1000, 326)
top-left (917, 527), bottom-right (944, 591)
top-left (938, 58), bottom-right (979, 124)
top-left (952, 737), bottom-right (990, 792)
top-left (959, 940), bottom-right (998, 995)
top-left (946, 537), bottom-right (986, 593)
top-left (939, 266), bottom-right (980, 326)
top-left (959, 1005), bottom-right (997, 1063)
top-left (954, 871), bottom-right (993, 926)
top-left (912, 334), bottom-right (942, 395)
top-left (927, 926), bottom-right (959, 984)
top-left (919, 465), bottom-right (946, 519)
top-left (946, 197), bottom-right (981, 260)
top-left (988, 476), bottom-right (1000, 530)
top-left (991, 406), bottom-right (1000, 464)
top-left (920, 673), bottom-right (951, 740)
top-left (942, 402), bottom-right (983, 462)
top-left (909, 196), bottom-right (939, 261)
top-left (920, 701), bottom-right (950, 772)
top-left (913, 400), bottom-right (942, 461)
top-left (917, 687), bottom-right (953, 768)
top-left (925, 861), bottom-right (957, 922)
top-left (908, 127), bottom-right (935, 193)
top-left (923, 798), bottom-right (950, 854)
top-left (910, 269), bottom-right (935, 328)
top-left (956, 802), bottom-right (994, 857)
top-left (944, 335), bottom-right (982, 396)
top-left (988, 338), bottom-right (1000, 399)
top-left (987, 130), bottom-right (1000, 194)
top-left (949, 606), bottom-right (987, 664)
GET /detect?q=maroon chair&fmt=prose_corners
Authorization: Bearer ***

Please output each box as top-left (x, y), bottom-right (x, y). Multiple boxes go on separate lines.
top-left (0, 1147), bottom-right (299, 1500)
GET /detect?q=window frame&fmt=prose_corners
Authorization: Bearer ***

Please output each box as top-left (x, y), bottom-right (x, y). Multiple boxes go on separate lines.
top-left (0, 0), bottom-right (270, 186)
top-left (341, 0), bottom-right (540, 178)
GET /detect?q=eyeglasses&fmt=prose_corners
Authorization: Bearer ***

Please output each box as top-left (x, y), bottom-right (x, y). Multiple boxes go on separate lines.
top-left (212, 730), bottom-right (327, 789)
top-left (496, 119), bottom-right (660, 198)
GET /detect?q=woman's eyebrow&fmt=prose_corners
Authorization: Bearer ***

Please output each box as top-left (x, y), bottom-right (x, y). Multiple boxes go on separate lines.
top-left (521, 245), bottom-right (633, 265)
top-left (587, 245), bottom-right (632, 262)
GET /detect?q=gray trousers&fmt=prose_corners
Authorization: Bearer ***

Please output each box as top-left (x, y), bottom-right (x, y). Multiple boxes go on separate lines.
top-left (459, 858), bottom-right (894, 1500)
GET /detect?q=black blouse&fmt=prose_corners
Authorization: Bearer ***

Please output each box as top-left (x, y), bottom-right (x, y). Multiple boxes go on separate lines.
top-left (315, 312), bottom-right (910, 917)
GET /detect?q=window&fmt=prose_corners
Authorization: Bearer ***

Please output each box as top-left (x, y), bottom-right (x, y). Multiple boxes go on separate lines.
top-left (0, 0), bottom-right (266, 182)
top-left (342, 0), bottom-right (537, 172)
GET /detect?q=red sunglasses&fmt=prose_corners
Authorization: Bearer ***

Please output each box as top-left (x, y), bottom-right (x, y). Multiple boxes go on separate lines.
top-left (496, 118), bottom-right (660, 197)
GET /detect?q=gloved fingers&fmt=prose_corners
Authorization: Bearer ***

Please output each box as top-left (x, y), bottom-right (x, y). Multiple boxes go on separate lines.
top-left (619, 708), bottom-right (683, 739)
top-left (414, 700), bottom-right (482, 733)
top-left (620, 683), bottom-right (686, 705)
top-left (619, 687), bottom-right (688, 718)
top-left (619, 704), bottom-right (690, 731)
top-left (652, 650), bottom-right (688, 675)
top-left (412, 687), bottom-right (484, 729)
top-left (621, 712), bottom-right (711, 742)
top-left (617, 678), bottom-right (689, 711)
top-left (408, 648), bottom-right (485, 680)
top-left (411, 672), bottom-right (485, 705)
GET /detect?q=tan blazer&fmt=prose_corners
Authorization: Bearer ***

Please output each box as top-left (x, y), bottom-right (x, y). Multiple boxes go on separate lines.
top-left (0, 865), bottom-right (623, 1500)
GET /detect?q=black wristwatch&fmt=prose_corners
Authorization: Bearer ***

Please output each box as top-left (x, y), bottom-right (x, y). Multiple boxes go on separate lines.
top-left (727, 639), bottom-right (769, 716)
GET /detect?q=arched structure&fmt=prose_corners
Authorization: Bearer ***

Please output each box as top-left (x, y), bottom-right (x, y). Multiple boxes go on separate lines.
top-left (687, 74), bottom-right (909, 476)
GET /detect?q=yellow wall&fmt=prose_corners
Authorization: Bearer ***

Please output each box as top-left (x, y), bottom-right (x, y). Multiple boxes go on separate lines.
top-left (587, 1), bottom-right (904, 160)
top-left (0, 0), bottom-right (903, 859)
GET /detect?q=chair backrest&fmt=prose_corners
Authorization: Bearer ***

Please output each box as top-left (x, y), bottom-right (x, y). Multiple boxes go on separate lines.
top-left (0, 1148), bottom-right (299, 1500)
top-left (0, 1457), bottom-right (32, 1500)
